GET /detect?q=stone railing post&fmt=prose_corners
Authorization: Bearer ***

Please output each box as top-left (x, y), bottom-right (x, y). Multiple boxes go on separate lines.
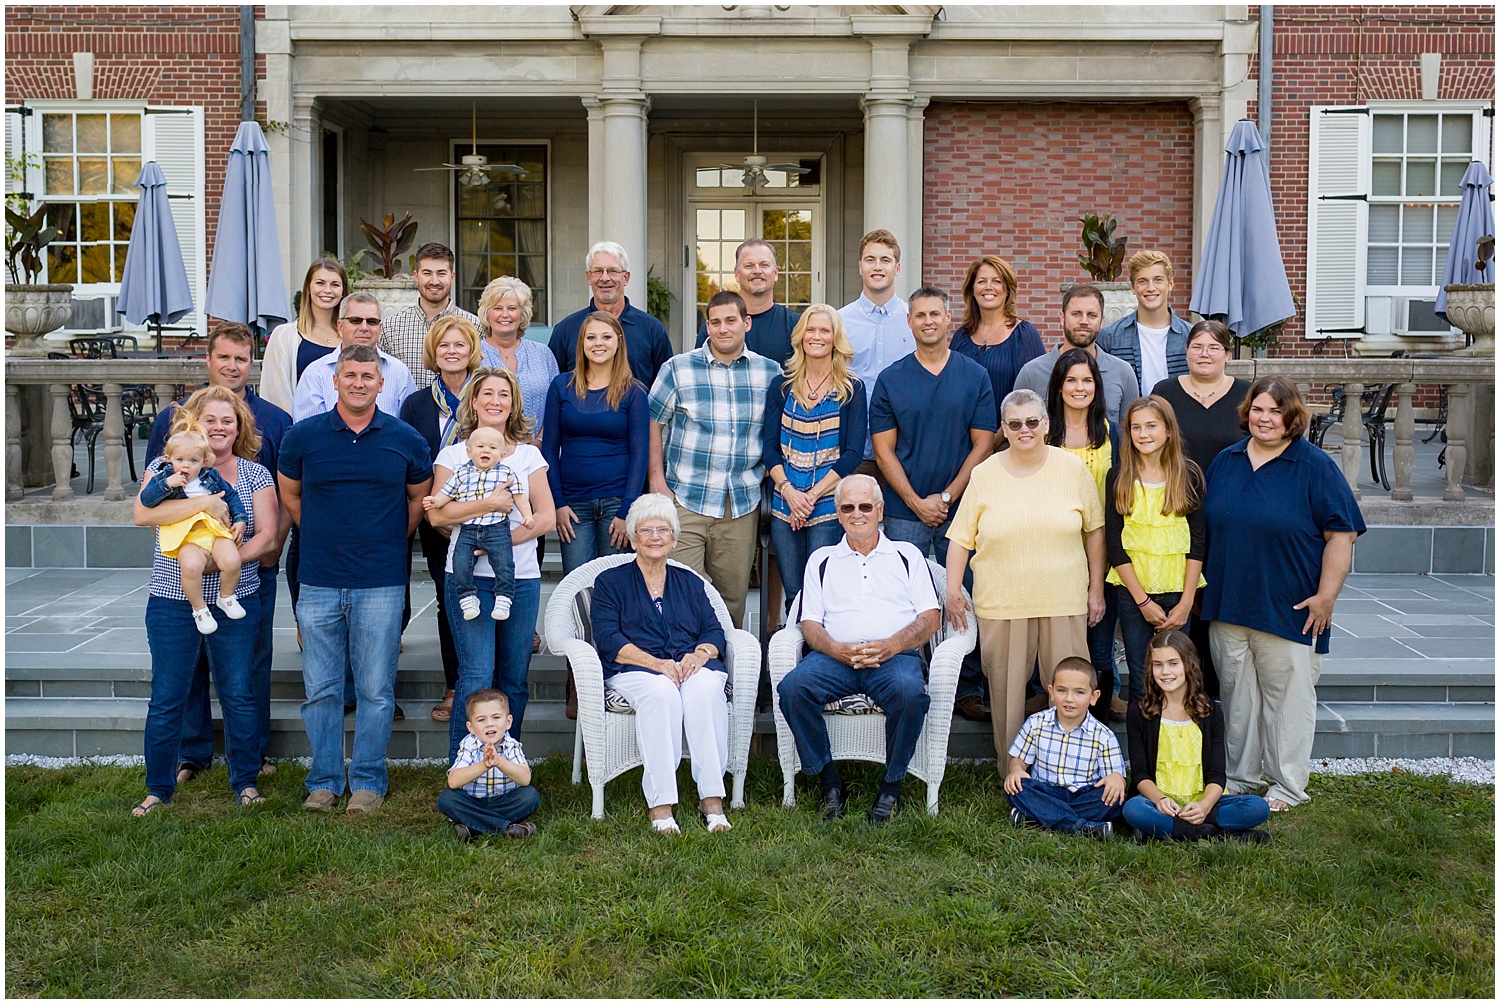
top-left (1443, 383), bottom-right (1472, 502)
top-left (1340, 381), bottom-right (1364, 499)
top-left (102, 383), bottom-right (127, 501)
top-left (1390, 383), bottom-right (1416, 502)
top-left (48, 384), bottom-right (74, 502)
top-left (6, 383), bottom-right (22, 502)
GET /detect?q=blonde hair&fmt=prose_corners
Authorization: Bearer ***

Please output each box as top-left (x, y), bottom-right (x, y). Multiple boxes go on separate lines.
top-left (163, 426), bottom-right (213, 465)
top-left (784, 304), bottom-right (855, 407)
top-left (570, 311), bottom-right (636, 411)
top-left (175, 385), bottom-right (261, 462)
top-left (422, 316), bottom-right (482, 375)
top-left (476, 276), bottom-right (534, 338)
top-left (1128, 250), bottom-right (1174, 283)
top-left (457, 366), bottom-right (534, 444)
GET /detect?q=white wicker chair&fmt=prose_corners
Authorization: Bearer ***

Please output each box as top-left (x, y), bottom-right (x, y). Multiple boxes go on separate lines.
top-left (767, 557), bottom-right (977, 814)
top-left (543, 553), bottom-right (761, 819)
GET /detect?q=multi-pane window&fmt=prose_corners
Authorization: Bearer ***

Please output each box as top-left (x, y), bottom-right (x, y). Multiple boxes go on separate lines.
top-left (39, 111), bottom-right (142, 285)
top-left (1367, 112), bottom-right (1473, 288)
top-left (761, 209), bottom-right (813, 309)
top-left (455, 144), bottom-right (547, 321)
top-left (694, 207), bottom-right (746, 314)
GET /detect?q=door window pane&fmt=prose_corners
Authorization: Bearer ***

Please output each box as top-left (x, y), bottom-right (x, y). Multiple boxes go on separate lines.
top-left (694, 208), bottom-right (748, 323)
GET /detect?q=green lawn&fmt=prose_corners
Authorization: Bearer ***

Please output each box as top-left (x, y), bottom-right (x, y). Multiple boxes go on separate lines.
top-left (5, 759), bottom-right (1494, 998)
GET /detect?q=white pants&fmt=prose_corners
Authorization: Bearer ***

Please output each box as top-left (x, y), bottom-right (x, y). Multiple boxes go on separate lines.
top-left (606, 669), bottom-right (729, 808)
top-left (1209, 622), bottom-right (1322, 806)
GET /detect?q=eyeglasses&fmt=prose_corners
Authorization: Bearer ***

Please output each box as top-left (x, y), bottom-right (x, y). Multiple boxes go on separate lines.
top-left (1189, 343), bottom-right (1226, 355)
top-left (1004, 417), bottom-right (1044, 431)
top-left (635, 525), bottom-right (674, 539)
top-left (343, 316), bottom-right (382, 327)
top-left (837, 502), bottom-right (877, 514)
top-left (587, 268), bottom-right (627, 279)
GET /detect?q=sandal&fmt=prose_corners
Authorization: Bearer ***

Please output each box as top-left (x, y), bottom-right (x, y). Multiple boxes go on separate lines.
top-left (131, 796), bottom-right (166, 817)
top-left (176, 762), bottom-right (201, 786)
top-left (650, 816), bottom-right (681, 834)
top-left (258, 759), bottom-right (277, 776)
top-left (237, 788), bottom-right (266, 806)
top-left (705, 813), bottom-right (732, 833)
top-left (1267, 797), bottom-right (1292, 813)
top-left (430, 689), bottom-right (455, 723)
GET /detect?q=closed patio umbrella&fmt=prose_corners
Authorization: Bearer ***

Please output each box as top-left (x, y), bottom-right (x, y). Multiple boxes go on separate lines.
top-left (1189, 118), bottom-right (1295, 341)
top-left (1434, 161), bottom-right (1494, 325)
top-left (203, 121), bottom-right (291, 342)
top-left (114, 161), bottom-right (194, 353)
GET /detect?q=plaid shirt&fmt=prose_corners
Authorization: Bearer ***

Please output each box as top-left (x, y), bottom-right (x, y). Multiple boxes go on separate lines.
top-left (439, 460), bottom-right (522, 527)
top-left (378, 300), bottom-right (481, 382)
top-left (146, 457), bottom-right (272, 602)
top-left (451, 731), bottom-right (528, 798)
top-left (1008, 707), bottom-right (1125, 791)
top-left (648, 345), bottom-right (779, 519)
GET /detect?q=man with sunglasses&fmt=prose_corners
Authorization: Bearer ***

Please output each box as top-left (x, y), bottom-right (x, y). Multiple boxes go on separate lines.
top-left (292, 292), bottom-right (418, 422)
top-left (777, 474), bottom-right (941, 825)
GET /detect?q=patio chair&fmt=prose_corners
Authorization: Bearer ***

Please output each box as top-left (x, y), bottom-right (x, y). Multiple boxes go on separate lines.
top-left (543, 553), bottom-right (761, 819)
top-left (766, 557), bottom-right (977, 815)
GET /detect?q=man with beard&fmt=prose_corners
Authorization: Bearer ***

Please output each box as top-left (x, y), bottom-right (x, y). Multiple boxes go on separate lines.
top-left (1014, 283), bottom-right (1138, 425)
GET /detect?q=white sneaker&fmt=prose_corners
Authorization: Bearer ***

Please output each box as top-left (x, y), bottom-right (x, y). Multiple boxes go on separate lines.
top-left (192, 607), bottom-right (218, 635)
top-left (492, 596), bottom-right (512, 621)
top-left (216, 595), bottom-right (247, 620)
top-left (459, 596), bottom-right (481, 621)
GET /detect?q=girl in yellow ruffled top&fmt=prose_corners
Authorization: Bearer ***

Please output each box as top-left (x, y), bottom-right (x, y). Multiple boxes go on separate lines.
top-left (1104, 396), bottom-right (1207, 703)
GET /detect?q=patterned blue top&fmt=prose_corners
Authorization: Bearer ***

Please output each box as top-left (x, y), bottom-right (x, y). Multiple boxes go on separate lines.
top-left (480, 338), bottom-right (560, 441)
top-left (770, 387), bottom-right (849, 527)
top-left (146, 456), bottom-right (273, 602)
top-left (450, 731), bottom-right (528, 797)
top-left (1008, 707), bottom-right (1126, 791)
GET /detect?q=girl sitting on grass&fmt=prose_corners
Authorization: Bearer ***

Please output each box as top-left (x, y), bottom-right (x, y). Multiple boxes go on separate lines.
top-left (1122, 630), bottom-right (1271, 842)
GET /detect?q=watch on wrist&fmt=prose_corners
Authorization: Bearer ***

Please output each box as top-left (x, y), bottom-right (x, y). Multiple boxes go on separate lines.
top-left (940, 491), bottom-right (952, 505)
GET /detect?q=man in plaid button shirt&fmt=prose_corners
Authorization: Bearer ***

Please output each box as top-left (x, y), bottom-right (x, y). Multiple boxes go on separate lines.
top-left (1004, 656), bottom-right (1126, 837)
top-left (378, 242), bottom-right (481, 383)
top-left (648, 290), bottom-right (779, 628)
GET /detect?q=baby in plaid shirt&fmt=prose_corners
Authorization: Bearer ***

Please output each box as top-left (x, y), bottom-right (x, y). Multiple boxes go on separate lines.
top-left (1004, 657), bottom-right (1127, 838)
top-left (437, 689), bottom-right (540, 841)
top-left (424, 427), bottom-right (534, 621)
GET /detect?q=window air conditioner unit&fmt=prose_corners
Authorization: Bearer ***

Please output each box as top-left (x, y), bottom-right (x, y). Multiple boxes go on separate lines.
top-left (1392, 296), bottom-right (1452, 335)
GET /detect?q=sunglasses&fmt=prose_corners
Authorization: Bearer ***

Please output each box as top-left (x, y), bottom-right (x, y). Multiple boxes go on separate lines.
top-left (837, 502), bottom-right (877, 514)
top-left (1004, 417), bottom-right (1044, 431)
top-left (343, 316), bottom-right (382, 327)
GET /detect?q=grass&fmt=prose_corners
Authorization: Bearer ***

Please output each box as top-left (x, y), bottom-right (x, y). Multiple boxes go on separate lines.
top-left (5, 758), bottom-right (1494, 998)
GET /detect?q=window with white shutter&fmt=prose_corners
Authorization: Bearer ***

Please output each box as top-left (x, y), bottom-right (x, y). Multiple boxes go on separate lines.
top-left (4, 106), bottom-right (27, 200)
top-left (1306, 106), bottom-right (1370, 338)
top-left (144, 106), bottom-right (206, 337)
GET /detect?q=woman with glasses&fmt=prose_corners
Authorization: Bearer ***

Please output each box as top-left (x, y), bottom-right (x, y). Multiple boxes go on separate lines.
top-left (944, 388), bottom-right (1107, 765)
top-left (589, 493), bottom-right (733, 834)
top-left (1149, 319), bottom-right (1253, 467)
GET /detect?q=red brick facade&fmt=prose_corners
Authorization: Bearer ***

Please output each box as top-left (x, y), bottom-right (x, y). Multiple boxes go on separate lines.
top-left (921, 102), bottom-right (1197, 341)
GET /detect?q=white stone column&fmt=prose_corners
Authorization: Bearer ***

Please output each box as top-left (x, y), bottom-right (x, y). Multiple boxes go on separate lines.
top-left (582, 97), bottom-right (605, 242)
top-left (861, 97), bottom-right (911, 243)
top-left (1189, 94), bottom-right (1224, 283)
top-left (905, 97), bottom-right (930, 285)
top-left (256, 15), bottom-right (297, 293)
top-left (289, 97), bottom-right (317, 275)
top-left (600, 96), bottom-right (650, 305)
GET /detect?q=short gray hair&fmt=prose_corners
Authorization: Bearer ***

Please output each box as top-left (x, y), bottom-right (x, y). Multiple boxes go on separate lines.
top-left (624, 492), bottom-right (679, 540)
top-left (834, 473), bottom-right (883, 507)
top-left (586, 240), bottom-right (630, 275)
top-left (1000, 388), bottom-right (1046, 420)
top-left (336, 343), bottom-right (380, 371)
top-left (338, 290), bottom-right (381, 320)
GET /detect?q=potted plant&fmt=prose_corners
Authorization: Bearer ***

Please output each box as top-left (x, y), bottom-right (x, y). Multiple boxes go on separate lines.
top-left (645, 265), bottom-right (676, 327)
top-left (5, 189), bottom-right (75, 356)
top-left (1444, 233), bottom-right (1495, 356)
top-left (1065, 212), bottom-right (1135, 326)
top-left (352, 212), bottom-right (421, 315)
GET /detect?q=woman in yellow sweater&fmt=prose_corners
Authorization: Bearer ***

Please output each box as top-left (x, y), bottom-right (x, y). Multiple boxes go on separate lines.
top-left (945, 388), bottom-right (1107, 766)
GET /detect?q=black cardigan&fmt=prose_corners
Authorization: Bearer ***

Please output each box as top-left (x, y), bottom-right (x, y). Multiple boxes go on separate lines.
top-left (1103, 464), bottom-right (1206, 583)
top-left (1125, 699), bottom-right (1228, 796)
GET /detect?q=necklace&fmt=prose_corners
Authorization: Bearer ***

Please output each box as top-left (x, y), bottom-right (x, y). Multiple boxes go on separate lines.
top-left (802, 370), bottom-right (831, 403)
top-left (974, 319), bottom-right (1014, 348)
top-left (1187, 375), bottom-right (1230, 404)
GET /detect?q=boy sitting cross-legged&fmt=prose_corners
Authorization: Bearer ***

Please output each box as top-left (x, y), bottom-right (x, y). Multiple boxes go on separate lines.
top-left (437, 689), bottom-right (541, 842)
top-left (1004, 657), bottom-right (1126, 838)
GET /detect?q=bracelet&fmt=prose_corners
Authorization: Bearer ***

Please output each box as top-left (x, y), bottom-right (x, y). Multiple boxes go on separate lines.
top-left (1136, 595), bottom-right (1153, 608)
top-left (776, 481), bottom-right (789, 493)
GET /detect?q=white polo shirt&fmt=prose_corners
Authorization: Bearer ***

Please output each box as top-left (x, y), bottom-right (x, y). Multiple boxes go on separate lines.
top-left (799, 533), bottom-right (940, 645)
top-left (291, 347), bottom-right (417, 423)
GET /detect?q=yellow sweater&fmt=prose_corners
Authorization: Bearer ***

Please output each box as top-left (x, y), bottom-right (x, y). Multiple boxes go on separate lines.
top-left (947, 448), bottom-right (1105, 620)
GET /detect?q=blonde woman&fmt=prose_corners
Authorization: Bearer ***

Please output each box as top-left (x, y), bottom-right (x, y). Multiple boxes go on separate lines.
top-left (763, 304), bottom-right (868, 610)
top-left (259, 257), bottom-right (347, 414)
top-left (477, 275), bottom-right (558, 440)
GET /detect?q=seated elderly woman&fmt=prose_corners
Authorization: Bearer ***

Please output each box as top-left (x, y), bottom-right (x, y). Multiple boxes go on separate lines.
top-left (589, 493), bottom-right (732, 834)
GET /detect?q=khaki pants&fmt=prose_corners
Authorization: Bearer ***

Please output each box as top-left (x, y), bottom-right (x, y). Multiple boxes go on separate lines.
top-left (978, 614), bottom-right (1089, 768)
top-left (673, 502), bottom-right (759, 630)
top-left (1209, 622), bottom-right (1321, 806)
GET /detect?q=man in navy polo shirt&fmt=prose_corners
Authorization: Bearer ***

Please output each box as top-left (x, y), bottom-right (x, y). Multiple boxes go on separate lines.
top-left (693, 238), bottom-right (801, 366)
top-left (548, 240), bottom-right (673, 386)
top-left (145, 321), bottom-right (291, 781)
top-left (279, 344), bottom-right (433, 814)
top-left (870, 286), bottom-right (997, 722)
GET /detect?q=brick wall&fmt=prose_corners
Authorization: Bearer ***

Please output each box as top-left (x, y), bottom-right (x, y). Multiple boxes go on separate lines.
top-left (1247, 5), bottom-right (1496, 358)
top-left (5, 5), bottom-right (266, 263)
top-left (922, 102), bottom-right (1197, 342)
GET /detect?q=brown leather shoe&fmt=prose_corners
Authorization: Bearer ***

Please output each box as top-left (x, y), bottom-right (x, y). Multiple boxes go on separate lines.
top-left (346, 791), bottom-right (384, 814)
top-left (954, 695), bottom-right (992, 722)
top-left (302, 789), bottom-right (339, 812)
top-left (430, 690), bottom-right (455, 723)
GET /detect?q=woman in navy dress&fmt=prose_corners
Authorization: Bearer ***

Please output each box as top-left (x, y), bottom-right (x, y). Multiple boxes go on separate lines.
top-left (949, 255), bottom-right (1045, 429)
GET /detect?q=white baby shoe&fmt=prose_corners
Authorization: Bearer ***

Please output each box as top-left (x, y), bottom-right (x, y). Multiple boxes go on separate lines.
top-left (492, 596), bottom-right (512, 621)
top-left (216, 595), bottom-right (247, 620)
top-left (459, 596), bottom-right (481, 621)
top-left (192, 607), bottom-right (218, 635)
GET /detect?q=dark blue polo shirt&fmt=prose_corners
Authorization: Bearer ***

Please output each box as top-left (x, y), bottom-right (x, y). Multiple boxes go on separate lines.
top-left (868, 351), bottom-right (997, 523)
top-left (547, 296), bottom-right (674, 388)
top-left (1200, 436), bottom-right (1366, 654)
top-left (278, 408), bottom-right (433, 589)
top-left (146, 386), bottom-right (291, 479)
top-left (695, 302), bottom-right (801, 367)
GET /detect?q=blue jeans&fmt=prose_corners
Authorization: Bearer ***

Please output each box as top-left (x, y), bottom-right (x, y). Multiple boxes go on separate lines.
top-left (446, 574), bottom-right (542, 760)
top-left (770, 515), bottom-right (844, 613)
top-left (1086, 583), bottom-right (1120, 715)
top-left (452, 521), bottom-right (515, 603)
top-left (778, 650), bottom-right (930, 784)
top-left (436, 784), bottom-right (541, 835)
top-left (1121, 793), bottom-right (1270, 838)
top-left (143, 594), bottom-right (262, 801)
top-left (558, 496), bottom-right (628, 574)
top-left (1006, 777), bottom-right (1122, 832)
top-left (179, 564), bottom-right (278, 768)
top-left (882, 514), bottom-right (985, 702)
top-left (296, 584), bottom-right (405, 796)
top-left (1116, 587), bottom-right (1192, 701)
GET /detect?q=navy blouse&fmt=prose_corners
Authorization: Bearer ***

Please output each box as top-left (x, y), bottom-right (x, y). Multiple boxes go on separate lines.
top-left (590, 561), bottom-right (728, 679)
top-left (950, 319), bottom-right (1046, 427)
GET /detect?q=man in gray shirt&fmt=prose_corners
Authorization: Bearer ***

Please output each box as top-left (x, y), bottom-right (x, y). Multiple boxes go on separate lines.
top-left (1013, 283), bottom-right (1138, 425)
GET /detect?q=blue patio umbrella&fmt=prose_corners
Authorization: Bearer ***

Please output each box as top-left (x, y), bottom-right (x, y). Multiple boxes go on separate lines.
top-left (115, 161), bottom-right (194, 352)
top-left (1189, 118), bottom-right (1295, 339)
top-left (203, 121), bottom-right (291, 340)
top-left (1435, 161), bottom-right (1495, 324)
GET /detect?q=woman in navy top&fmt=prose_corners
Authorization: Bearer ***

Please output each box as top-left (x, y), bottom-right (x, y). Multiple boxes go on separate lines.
top-left (949, 255), bottom-right (1045, 428)
top-left (399, 316), bottom-right (483, 723)
top-left (763, 304), bottom-right (867, 613)
top-left (1200, 376), bottom-right (1365, 812)
top-left (590, 494), bottom-right (732, 834)
top-left (541, 310), bottom-right (649, 574)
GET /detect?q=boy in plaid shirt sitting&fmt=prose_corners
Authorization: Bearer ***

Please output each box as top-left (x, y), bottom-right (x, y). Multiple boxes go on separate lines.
top-left (437, 689), bottom-right (540, 841)
top-left (1004, 657), bottom-right (1126, 838)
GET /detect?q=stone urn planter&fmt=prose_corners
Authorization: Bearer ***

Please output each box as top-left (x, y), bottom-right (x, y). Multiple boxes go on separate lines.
top-left (4, 283), bottom-right (74, 356)
top-left (1443, 282), bottom-right (1495, 355)
top-left (1060, 281), bottom-right (1135, 328)
top-left (354, 275), bottom-right (420, 318)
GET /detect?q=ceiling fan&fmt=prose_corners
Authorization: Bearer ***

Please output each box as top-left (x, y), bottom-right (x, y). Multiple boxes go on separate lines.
top-left (720, 99), bottom-right (811, 192)
top-left (416, 102), bottom-right (525, 188)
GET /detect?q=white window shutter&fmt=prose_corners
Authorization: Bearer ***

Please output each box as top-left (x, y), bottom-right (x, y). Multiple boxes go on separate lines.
top-left (1306, 106), bottom-right (1370, 337)
top-left (4, 107), bottom-right (26, 197)
top-left (144, 106), bottom-right (206, 337)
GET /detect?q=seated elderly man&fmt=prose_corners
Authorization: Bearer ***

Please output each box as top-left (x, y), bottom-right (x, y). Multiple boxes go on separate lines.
top-left (777, 473), bottom-right (941, 825)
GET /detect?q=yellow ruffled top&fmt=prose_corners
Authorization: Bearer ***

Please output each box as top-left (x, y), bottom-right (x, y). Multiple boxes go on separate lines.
top-left (1155, 717), bottom-right (1206, 805)
top-left (1106, 481), bottom-right (1207, 594)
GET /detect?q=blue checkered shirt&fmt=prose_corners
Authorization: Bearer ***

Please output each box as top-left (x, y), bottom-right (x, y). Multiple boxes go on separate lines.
top-left (1008, 707), bottom-right (1125, 792)
top-left (451, 731), bottom-right (528, 798)
top-left (439, 460), bottom-right (522, 527)
top-left (146, 456), bottom-right (272, 603)
top-left (648, 345), bottom-right (780, 519)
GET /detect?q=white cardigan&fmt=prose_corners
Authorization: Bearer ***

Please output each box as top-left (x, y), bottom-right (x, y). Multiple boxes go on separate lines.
top-left (258, 321), bottom-right (303, 414)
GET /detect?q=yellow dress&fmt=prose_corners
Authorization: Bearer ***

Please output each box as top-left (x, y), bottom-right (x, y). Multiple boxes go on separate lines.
top-left (158, 505), bottom-right (236, 558)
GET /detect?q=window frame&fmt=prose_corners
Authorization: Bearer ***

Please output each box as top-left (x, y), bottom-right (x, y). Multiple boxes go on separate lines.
top-left (448, 138), bottom-right (551, 326)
